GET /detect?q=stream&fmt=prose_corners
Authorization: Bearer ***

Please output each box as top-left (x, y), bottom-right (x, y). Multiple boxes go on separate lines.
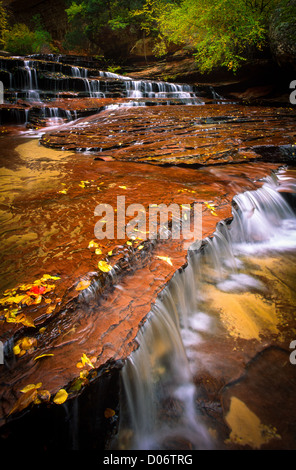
top-left (0, 55), bottom-right (296, 451)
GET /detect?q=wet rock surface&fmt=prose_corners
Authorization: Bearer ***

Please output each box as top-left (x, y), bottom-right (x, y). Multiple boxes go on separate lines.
top-left (40, 104), bottom-right (296, 166)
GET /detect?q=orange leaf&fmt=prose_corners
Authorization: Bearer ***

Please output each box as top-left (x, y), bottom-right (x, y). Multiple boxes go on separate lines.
top-left (104, 408), bottom-right (115, 418)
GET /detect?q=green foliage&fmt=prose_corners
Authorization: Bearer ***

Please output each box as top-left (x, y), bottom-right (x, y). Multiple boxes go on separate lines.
top-left (3, 23), bottom-right (53, 55)
top-left (0, 1), bottom-right (9, 48)
top-left (0, 3), bottom-right (53, 54)
top-left (65, 0), bottom-right (146, 51)
top-left (136, 0), bottom-right (284, 72)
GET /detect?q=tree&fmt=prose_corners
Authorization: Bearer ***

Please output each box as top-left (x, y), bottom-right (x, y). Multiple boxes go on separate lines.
top-left (0, 1), bottom-right (9, 49)
top-left (136, 0), bottom-right (283, 72)
top-left (64, 0), bottom-right (146, 55)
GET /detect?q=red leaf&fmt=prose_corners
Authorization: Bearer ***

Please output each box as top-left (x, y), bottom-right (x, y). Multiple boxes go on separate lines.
top-left (27, 285), bottom-right (46, 295)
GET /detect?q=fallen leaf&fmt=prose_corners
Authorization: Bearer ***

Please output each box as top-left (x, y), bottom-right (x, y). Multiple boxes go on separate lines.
top-left (9, 388), bottom-right (38, 416)
top-left (35, 389), bottom-right (51, 403)
top-left (34, 354), bottom-right (54, 361)
top-left (53, 389), bottom-right (68, 405)
top-left (98, 260), bottom-right (112, 273)
top-left (81, 353), bottom-right (95, 369)
top-left (41, 274), bottom-right (61, 281)
top-left (104, 408), bottom-right (115, 419)
top-left (75, 280), bottom-right (91, 291)
top-left (27, 285), bottom-right (46, 296)
top-left (13, 344), bottom-right (21, 355)
top-left (20, 383), bottom-right (42, 393)
top-left (156, 256), bottom-right (173, 266)
top-left (88, 240), bottom-right (99, 249)
top-left (46, 305), bottom-right (55, 314)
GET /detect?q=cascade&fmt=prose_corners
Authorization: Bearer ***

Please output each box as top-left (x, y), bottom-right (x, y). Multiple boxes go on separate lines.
top-left (0, 56), bottom-right (204, 112)
top-left (117, 171), bottom-right (296, 450)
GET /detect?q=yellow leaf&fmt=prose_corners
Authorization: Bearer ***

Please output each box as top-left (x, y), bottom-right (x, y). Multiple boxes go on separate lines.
top-left (81, 353), bottom-right (95, 369)
top-left (75, 280), bottom-right (91, 291)
top-left (53, 389), bottom-right (68, 405)
top-left (21, 337), bottom-right (36, 350)
top-left (34, 354), bottom-right (54, 361)
top-left (80, 370), bottom-right (89, 379)
top-left (95, 248), bottom-right (102, 255)
top-left (9, 388), bottom-right (38, 416)
top-left (20, 383), bottom-right (42, 393)
top-left (119, 185), bottom-right (127, 189)
top-left (88, 240), bottom-right (99, 249)
top-left (137, 245), bottom-right (144, 250)
top-left (41, 274), bottom-right (60, 281)
top-left (156, 256), bottom-right (173, 266)
top-left (0, 294), bottom-right (28, 305)
top-left (46, 305), bottom-right (55, 314)
top-left (98, 260), bottom-right (112, 273)
top-left (126, 241), bottom-right (132, 246)
top-left (108, 250), bottom-right (113, 256)
top-left (58, 189), bottom-right (67, 194)
top-left (13, 344), bottom-right (21, 355)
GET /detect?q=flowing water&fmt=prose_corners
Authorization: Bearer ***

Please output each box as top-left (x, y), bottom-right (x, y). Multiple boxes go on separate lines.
top-left (117, 171), bottom-right (296, 450)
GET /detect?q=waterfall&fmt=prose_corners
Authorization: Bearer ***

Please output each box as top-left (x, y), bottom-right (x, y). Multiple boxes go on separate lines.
top-left (24, 60), bottom-right (40, 102)
top-left (117, 171), bottom-right (296, 450)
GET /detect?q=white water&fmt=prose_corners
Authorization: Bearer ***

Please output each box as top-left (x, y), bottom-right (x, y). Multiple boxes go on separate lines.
top-left (117, 171), bottom-right (296, 450)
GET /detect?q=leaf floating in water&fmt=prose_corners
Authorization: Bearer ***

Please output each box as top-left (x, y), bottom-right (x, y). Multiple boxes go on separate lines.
top-left (53, 389), bottom-right (68, 405)
top-left (156, 256), bottom-right (173, 266)
top-left (98, 260), bottom-right (112, 273)
top-left (75, 279), bottom-right (91, 291)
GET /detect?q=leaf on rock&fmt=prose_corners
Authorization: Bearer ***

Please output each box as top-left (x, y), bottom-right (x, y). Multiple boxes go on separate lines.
top-left (104, 408), bottom-right (115, 419)
top-left (156, 256), bottom-right (173, 266)
top-left (98, 260), bottom-right (112, 273)
top-left (75, 280), bottom-right (91, 291)
top-left (9, 388), bottom-right (38, 416)
top-left (53, 389), bottom-right (68, 405)
top-left (34, 354), bottom-right (54, 361)
top-left (20, 383), bottom-right (42, 393)
top-left (88, 240), bottom-right (99, 249)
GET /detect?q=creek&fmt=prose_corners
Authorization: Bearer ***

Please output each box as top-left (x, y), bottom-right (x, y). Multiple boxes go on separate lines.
top-left (0, 55), bottom-right (296, 451)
